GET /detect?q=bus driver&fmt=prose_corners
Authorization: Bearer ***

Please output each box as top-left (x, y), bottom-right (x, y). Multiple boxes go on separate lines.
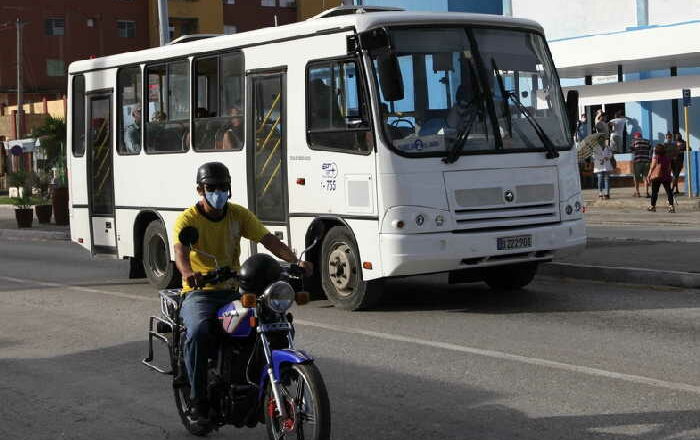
top-left (172, 161), bottom-right (312, 425)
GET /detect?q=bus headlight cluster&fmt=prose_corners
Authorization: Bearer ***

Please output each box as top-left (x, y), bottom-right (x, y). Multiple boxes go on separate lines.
top-left (382, 207), bottom-right (452, 233)
top-left (263, 281), bottom-right (295, 313)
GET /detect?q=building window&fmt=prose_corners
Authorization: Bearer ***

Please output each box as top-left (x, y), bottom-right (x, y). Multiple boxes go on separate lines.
top-left (46, 59), bottom-right (66, 77)
top-left (279, 0), bottom-right (296, 6)
top-left (45, 18), bottom-right (65, 36)
top-left (223, 25), bottom-right (237, 34)
top-left (307, 58), bottom-right (372, 153)
top-left (261, 0), bottom-right (275, 6)
top-left (117, 20), bottom-right (136, 38)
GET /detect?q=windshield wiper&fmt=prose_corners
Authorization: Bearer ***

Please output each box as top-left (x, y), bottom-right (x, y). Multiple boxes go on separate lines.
top-left (491, 60), bottom-right (559, 159)
top-left (442, 97), bottom-right (481, 164)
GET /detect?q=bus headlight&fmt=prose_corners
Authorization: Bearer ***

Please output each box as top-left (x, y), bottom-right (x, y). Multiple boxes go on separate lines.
top-left (263, 281), bottom-right (295, 313)
top-left (382, 206), bottom-right (452, 233)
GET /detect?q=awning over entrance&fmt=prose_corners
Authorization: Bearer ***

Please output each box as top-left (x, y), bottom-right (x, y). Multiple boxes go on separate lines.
top-left (550, 20), bottom-right (700, 78)
top-left (2, 138), bottom-right (40, 154)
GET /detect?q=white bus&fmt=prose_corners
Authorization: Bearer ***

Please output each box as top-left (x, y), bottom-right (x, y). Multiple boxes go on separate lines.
top-left (67, 7), bottom-right (585, 310)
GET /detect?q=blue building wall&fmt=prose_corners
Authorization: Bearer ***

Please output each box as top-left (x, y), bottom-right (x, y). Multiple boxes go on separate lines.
top-left (356, 0), bottom-right (502, 14)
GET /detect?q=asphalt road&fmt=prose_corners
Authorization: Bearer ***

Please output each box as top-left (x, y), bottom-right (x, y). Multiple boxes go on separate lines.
top-left (1, 239), bottom-right (699, 440)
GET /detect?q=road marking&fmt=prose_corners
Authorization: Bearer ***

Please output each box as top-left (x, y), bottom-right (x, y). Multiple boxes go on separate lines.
top-left (3, 275), bottom-right (699, 395)
top-left (295, 319), bottom-right (700, 396)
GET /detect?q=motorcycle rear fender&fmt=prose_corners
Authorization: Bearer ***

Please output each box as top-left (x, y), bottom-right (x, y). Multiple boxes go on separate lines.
top-left (258, 349), bottom-right (313, 397)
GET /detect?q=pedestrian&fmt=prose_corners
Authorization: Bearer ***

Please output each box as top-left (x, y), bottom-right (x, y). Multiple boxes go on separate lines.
top-left (646, 144), bottom-right (675, 212)
top-left (575, 113), bottom-right (588, 146)
top-left (594, 109), bottom-right (609, 134)
top-left (671, 133), bottom-right (686, 195)
top-left (592, 135), bottom-right (613, 199)
top-left (630, 131), bottom-right (651, 197)
top-left (608, 110), bottom-right (627, 153)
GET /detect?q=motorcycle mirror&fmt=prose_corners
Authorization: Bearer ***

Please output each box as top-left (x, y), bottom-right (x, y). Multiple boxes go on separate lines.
top-left (179, 226), bottom-right (199, 247)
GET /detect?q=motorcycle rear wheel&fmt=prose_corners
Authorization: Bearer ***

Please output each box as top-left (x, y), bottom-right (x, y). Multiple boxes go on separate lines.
top-left (265, 363), bottom-right (331, 440)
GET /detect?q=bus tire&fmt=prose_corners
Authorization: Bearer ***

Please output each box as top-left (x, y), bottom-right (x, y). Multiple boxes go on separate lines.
top-left (320, 226), bottom-right (382, 311)
top-left (483, 262), bottom-right (538, 290)
top-left (143, 220), bottom-right (181, 289)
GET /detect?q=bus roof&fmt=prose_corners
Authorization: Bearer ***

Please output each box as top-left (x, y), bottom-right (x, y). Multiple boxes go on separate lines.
top-left (68, 11), bottom-right (543, 74)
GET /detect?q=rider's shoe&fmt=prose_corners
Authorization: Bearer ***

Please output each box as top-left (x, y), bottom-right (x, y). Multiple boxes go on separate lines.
top-left (188, 401), bottom-right (211, 426)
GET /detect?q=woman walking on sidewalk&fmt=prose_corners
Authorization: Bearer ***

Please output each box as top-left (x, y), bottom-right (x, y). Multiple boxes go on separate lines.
top-left (592, 137), bottom-right (613, 199)
top-left (647, 144), bottom-right (675, 213)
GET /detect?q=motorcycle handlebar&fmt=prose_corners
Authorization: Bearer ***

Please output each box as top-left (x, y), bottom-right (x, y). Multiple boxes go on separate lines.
top-left (199, 266), bottom-right (237, 286)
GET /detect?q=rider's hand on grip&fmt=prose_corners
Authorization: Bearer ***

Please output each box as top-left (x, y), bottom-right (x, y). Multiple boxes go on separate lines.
top-left (185, 271), bottom-right (204, 289)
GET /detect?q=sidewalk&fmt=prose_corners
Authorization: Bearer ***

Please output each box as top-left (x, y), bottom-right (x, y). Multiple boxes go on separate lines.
top-left (541, 189), bottom-right (700, 290)
top-left (0, 205), bottom-right (70, 241)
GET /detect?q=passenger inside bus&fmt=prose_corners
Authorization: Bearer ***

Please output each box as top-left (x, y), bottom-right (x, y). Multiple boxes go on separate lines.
top-left (218, 107), bottom-right (244, 150)
top-left (123, 105), bottom-right (141, 154)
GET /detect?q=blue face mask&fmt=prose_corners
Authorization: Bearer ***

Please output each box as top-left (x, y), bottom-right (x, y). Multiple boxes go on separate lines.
top-left (205, 190), bottom-right (229, 210)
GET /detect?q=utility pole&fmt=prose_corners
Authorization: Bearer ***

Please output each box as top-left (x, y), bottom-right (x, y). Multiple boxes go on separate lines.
top-left (157, 0), bottom-right (170, 46)
top-left (16, 17), bottom-right (24, 139)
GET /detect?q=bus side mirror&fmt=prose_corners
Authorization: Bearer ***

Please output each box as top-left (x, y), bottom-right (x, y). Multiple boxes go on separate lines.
top-left (179, 226), bottom-right (199, 247)
top-left (566, 90), bottom-right (579, 135)
top-left (377, 52), bottom-right (404, 102)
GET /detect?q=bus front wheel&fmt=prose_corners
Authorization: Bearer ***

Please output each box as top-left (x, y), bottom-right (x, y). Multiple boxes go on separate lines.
top-left (320, 226), bottom-right (382, 311)
top-left (143, 220), bottom-right (181, 289)
top-left (483, 262), bottom-right (538, 290)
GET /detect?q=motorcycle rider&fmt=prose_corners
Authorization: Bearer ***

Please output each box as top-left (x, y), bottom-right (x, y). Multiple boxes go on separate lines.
top-left (173, 161), bottom-right (312, 425)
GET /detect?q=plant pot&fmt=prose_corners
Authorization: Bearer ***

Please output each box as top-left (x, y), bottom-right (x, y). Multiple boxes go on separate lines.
top-left (52, 187), bottom-right (69, 226)
top-left (15, 208), bottom-right (33, 228)
top-left (35, 204), bottom-right (53, 224)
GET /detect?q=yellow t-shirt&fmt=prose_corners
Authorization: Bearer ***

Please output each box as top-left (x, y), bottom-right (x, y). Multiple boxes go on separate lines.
top-left (173, 202), bottom-right (270, 292)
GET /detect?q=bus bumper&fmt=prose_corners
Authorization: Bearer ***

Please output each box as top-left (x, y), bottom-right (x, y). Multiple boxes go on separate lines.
top-left (378, 219), bottom-right (586, 277)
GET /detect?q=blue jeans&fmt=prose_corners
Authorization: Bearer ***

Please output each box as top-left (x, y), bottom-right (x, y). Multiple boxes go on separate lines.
top-left (596, 172), bottom-right (610, 196)
top-left (180, 290), bottom-right (238, 402)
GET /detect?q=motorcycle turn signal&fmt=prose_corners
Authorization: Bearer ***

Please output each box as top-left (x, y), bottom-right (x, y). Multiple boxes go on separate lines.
top-left (241, 293), bottom-right (256, 308)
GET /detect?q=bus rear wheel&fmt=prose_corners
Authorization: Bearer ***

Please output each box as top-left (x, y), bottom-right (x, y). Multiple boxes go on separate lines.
top-left (320, 226), bottom-right (382, 311)
top-left (143, 220), bottom-right (181, 289)
top-left (483, 262), bottom-right (538, 290)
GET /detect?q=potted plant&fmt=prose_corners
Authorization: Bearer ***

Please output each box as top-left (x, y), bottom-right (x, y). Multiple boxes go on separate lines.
top-left (11, 177), bottom-right (34, 228)
top-left (32, 171), bottom-right (53, 223)
top-left (32, 116), bottom-right (69, 225)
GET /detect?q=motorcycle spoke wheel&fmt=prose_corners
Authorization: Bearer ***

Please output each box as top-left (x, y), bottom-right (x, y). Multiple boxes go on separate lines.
top-left (265, 364), bottom-right (330, 440)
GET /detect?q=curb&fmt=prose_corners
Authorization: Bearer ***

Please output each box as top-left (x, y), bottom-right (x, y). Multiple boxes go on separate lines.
top-left (540, 262), bottom-right (700, 290)
top-left (0, 228), bottom-right (70, 241)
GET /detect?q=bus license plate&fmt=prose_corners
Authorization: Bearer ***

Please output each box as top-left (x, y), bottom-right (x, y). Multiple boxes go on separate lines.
top-left (497, 235), bottom-right (532, 250)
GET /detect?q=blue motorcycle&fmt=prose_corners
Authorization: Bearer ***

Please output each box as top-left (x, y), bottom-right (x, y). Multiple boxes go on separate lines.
top-left (143, 225), bottom-right (330, 438)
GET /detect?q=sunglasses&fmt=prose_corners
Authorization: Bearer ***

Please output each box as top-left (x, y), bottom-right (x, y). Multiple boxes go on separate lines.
top-left (203, 183), bottom-right (229, 192)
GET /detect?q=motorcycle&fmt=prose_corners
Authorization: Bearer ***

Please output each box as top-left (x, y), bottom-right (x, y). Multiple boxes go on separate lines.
top-left (143, 224), bottom-right (330, 438)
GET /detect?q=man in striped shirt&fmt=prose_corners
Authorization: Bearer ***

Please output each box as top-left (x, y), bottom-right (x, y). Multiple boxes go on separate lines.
top-left (631, 132), bottom-right (651, 197)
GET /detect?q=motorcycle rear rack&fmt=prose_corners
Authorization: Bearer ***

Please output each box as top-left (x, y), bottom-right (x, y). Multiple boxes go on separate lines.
top-left (142, 315), bottom-right (177, 375)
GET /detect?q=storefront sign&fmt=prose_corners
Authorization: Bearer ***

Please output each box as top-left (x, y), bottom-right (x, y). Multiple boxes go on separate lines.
top-left (683, 89), bottom-right (692, 107)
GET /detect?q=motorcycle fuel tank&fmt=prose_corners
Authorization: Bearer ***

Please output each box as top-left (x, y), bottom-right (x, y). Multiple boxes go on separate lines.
top-left (217, 300), bottom-right (254, 337)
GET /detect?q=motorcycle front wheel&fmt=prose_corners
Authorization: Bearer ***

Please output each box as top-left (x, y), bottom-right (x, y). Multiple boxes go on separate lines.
top-left (265, 363), bottom-right (331, 440)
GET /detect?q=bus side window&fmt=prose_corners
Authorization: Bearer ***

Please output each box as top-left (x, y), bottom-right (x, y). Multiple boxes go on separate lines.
top-left (193, 51), bottom-right (244, 151)
top-left (117, 66), bottom-right (142, 155)
top-left (306, 58), bottom-right (372, 153)
top-left (72, 75), bottom-right (86, 157)
top-left (145, 60), bottom-right (189, 153)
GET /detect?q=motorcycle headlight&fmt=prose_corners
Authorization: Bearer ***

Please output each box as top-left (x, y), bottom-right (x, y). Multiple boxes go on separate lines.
top-left (263, 281), bottom-right (295, 313)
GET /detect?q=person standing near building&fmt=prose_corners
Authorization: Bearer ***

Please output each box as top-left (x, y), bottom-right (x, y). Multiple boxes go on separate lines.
top-left (647, 144), bottom-right (675, 212)
top-left (592, 136), bottom-right (613, 199)
top-left (671, 132), bottom-right (686, 195)
top-left (575, 113), bottom-right (588, 146)
top-left (608, 110), bottom-right (627, 153)
top-left (594, 109), bottom-right (609, 134)
top-left (631, 131), bottom-right (651, 197)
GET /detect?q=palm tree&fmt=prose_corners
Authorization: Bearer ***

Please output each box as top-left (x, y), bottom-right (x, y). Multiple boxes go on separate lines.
top-left (31, 115), bottom-right (67, 187)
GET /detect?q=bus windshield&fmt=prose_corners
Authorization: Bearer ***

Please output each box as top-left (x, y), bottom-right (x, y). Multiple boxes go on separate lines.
top-left (372, 27), bottom-right (570, 157)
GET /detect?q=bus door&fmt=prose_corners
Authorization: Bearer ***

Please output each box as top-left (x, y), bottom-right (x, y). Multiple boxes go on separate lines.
top-left (247, 70), bottom-right (289, 254)
top-left (86, 92), bottom-right (117, 256)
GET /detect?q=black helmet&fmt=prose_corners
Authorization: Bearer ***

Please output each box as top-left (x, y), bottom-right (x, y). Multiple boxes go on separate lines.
top-left (239, 253), bottom-right (281, 294)
top-left (196, 162), bottom-right (231, 186)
